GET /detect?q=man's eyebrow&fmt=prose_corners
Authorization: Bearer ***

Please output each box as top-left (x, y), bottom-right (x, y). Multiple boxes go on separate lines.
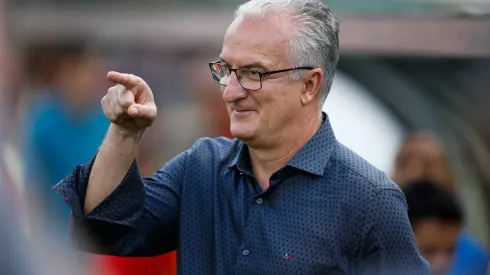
top-left (241, 62), bottom-right (268, 71)
top-left (218, 56), bottom-right (229, 64)
top-left (218, 57), bottom-right (269, 71)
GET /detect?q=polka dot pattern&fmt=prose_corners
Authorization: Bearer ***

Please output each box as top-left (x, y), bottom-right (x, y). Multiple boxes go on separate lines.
top-left (53, 113), bottom-right (429, 274)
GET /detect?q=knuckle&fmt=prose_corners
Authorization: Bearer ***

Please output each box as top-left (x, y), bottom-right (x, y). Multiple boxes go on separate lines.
top-left (101, 96), bottom-right (111, 107)
top-left (135, 83), bottom-right (144, 93)
top-left (135, 78), bottom-right (147, 89)
top-left (102, 104), bottom-right (112, 114)
top-left (108, 86), bottom-right (118, 94)
top-left (113, 108), bottom-right (124, 117)
top-left (106, 112), bottom-right (117, 122)
top-left (117, 96), bottom-right (129, 107)
top-left (116, 84), bottom-right (126, 93)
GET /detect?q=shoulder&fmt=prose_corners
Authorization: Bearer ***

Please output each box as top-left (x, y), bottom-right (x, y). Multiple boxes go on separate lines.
top-left (157, 137), bottom-right (239, 177)
top-left (24, 108), bottom-right (63, 146)
top-left (187, 136), bottom-right (241, 165)
top-left (328, 141), bottom-right (405, 211)
top-left (25, 94), bottom-right (62, 128)
top-left (331, 141), bottom-right (401, 192)
top-left (190, 136), bottom-right (240, 154)
top-left (329, 144), bottom-right (415, 246)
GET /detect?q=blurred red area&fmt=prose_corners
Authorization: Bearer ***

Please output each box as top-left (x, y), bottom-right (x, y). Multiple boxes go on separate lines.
top-left (93, 252), bottom-right (177, 275)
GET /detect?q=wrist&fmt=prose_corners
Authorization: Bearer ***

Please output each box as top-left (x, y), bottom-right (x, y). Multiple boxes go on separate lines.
top-left (109, 123), bottom-right (146, 142)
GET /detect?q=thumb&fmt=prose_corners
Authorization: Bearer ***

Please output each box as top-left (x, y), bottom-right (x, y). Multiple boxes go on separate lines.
top-left (127, 103), bottom-right (157, 120)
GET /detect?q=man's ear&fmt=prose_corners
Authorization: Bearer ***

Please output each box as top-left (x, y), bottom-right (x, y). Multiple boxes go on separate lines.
top-left (301, 68), bottom-right (324, 105)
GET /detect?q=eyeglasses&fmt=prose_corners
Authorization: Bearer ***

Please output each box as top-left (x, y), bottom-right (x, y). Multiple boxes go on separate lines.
top-left (208, 61), bottom-right (313, 91)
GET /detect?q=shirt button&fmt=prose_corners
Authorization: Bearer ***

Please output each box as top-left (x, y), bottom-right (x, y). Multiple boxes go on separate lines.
top-left (242, 249), bottom-right (250, 256)
top-left (256, 198), bottom-right (263, 205)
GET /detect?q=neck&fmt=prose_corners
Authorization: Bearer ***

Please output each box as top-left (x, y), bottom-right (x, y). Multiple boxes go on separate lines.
top-left (249, 110), bottom-right (322, 188)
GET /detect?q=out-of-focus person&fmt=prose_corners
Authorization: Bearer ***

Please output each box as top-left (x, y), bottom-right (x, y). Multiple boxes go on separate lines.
top-left (403, 181), bottom-right (463, 275)
top-left (0, 182), bottom-right (42, 275)
top-left (1, 107), bottom-right (88, 275)
top-left (20, 40), bottom-right (109, 242)
top-left (0, 164), bottom-right (89, 275)
top-left (391, 131), bottom-right (455, 191)
top-left (393, 132), bottom-right (489, 274)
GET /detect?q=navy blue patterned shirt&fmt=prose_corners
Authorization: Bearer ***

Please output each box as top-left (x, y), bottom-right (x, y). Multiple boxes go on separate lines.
top-left (54, 113), bottom-right (429, 274)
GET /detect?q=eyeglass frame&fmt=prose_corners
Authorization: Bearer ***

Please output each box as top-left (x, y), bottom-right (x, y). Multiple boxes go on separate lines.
top-left (208, 61), bottom-right (314, 91)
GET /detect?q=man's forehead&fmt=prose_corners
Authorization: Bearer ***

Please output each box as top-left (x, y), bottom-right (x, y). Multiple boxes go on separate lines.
top-left (226, 15), bottom-right (293, 45)
top-left (220, 15), bottom-right (293, 68)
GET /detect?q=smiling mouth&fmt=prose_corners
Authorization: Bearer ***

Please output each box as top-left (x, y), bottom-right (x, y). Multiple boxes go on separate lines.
top-left (233, 109), bottom-right (254, 113)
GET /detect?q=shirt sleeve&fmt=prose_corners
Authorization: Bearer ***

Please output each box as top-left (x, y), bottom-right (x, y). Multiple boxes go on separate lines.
top-left (356, 189), bottom-right (430, 275)
top-left (52, 149), bottom-right (188, 257)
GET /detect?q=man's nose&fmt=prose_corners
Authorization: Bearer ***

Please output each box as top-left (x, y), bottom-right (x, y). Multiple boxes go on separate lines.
top-left (222, 72), bottom-right (248, 103)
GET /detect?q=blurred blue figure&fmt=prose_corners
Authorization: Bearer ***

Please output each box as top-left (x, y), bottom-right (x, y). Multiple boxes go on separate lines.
top-left (449, 230), bottom-right (490, 275)
top-left (1, 153), bottom-right (88, 275)
top-left (22, 41), bottom-right (109, 243)
top-left (0, 183), bottom-right (40, 275)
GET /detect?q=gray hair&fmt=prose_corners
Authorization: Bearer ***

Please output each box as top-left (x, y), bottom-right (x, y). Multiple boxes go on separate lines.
top-left (234, 0), bottom-right (340, 108)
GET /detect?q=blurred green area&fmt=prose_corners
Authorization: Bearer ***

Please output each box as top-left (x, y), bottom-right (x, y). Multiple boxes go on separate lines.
top-left (10, 0), bottom-right (488, 15)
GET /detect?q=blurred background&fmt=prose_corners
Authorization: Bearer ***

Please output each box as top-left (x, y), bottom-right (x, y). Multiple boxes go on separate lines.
top-left (1, 0), bottom-right (490, 274)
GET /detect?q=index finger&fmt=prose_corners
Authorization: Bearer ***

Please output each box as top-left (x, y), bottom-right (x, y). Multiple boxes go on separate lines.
top-left (107, 71), bottom-right (143, 89)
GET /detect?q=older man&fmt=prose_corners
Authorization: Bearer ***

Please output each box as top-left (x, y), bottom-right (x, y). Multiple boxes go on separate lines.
top-left (54, 0), bottom-right (429, 274)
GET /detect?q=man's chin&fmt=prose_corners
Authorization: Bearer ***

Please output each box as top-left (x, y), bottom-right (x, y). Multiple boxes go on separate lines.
top-left (230, 125), bottom-right (254, 142)
top-left (230, 130), bottom-right (253, 141)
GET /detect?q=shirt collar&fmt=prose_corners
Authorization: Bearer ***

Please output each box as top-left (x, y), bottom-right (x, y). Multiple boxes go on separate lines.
top-left (229, 112), bottom-right (336, 177)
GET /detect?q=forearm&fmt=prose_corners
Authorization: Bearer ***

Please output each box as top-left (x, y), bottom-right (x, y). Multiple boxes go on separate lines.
top-left (84, 124), bottom-right (145, 215)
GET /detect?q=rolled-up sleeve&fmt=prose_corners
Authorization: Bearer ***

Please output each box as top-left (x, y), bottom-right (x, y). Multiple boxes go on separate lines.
top-left (53, 150), bottom-right (188, 257)
top-left (356, 189), bottom-right (430, 275)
